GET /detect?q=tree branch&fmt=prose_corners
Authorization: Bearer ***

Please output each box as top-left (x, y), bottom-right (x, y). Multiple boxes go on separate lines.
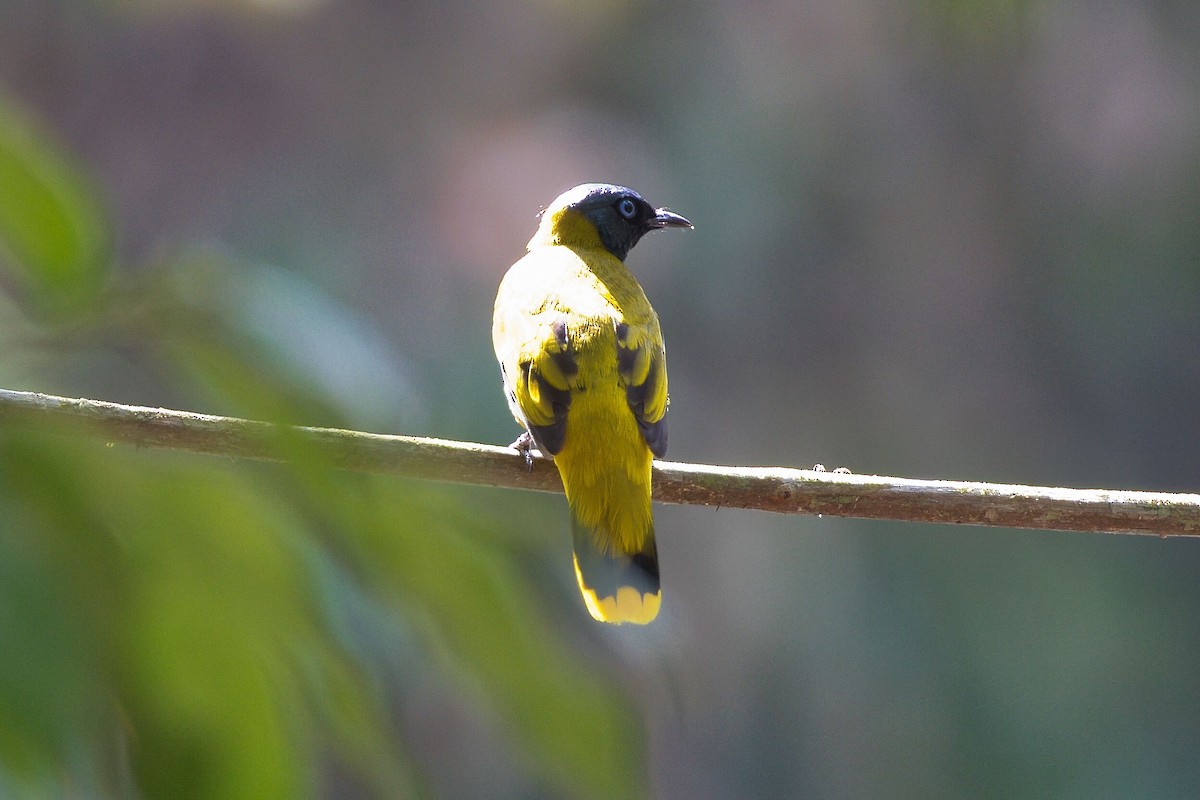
top-left (1, 387), bottom-right (1197, 537)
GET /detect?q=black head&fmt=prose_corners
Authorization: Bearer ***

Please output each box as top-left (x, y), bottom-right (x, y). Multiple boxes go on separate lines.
top-left (543, 183), bottom-right (692, 261)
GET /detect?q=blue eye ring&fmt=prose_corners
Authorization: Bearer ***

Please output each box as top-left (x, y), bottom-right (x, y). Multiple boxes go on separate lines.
top-left (616, 198), bottom-right (638, 220)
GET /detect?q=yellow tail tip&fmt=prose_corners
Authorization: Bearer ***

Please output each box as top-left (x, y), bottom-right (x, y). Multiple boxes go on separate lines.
top-left (574, 555), bottom-right (661, 624)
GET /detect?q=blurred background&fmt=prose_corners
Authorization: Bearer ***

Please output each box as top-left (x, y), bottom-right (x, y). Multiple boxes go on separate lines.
top-left (1, 0), bottom-right (1199, 797)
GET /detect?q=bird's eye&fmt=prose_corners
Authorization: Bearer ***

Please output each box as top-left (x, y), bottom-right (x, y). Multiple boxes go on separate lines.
top-left (616, 198), bottom-right (638, 220)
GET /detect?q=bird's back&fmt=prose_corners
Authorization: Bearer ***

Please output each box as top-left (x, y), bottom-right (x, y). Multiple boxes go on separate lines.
top-left (493, 242), bottom-right (664, 624)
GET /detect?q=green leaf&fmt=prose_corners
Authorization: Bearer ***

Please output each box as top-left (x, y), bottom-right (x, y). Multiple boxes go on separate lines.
top-left (0, 431), bottom-right (419, 799)
top-left (0, 94), bottom-right (111, 316)
top-left (341, 481), bottom-right (650, 800)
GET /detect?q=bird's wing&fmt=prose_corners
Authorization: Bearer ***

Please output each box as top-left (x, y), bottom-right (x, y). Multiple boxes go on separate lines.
top-left (616, 321), bottom-right (668, 458)
top-left (501, 316), bottom-right (577, 457)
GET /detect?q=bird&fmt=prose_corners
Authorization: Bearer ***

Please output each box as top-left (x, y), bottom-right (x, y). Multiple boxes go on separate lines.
top-left (492, 183), bottom-right (691, 624)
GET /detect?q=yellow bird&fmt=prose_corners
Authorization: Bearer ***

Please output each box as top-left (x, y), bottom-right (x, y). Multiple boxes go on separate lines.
top-left (492, 184), bottom-right (691, 624)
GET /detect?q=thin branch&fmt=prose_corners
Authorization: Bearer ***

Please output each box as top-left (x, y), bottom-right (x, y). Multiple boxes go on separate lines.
top-left (1, 387), bottom-right (1197, 537)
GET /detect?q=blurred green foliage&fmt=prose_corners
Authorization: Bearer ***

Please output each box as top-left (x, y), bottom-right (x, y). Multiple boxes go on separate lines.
top-left (0, 98), bottom-right (110, 318)
top-left (0, 95), bottom-right (646, 800)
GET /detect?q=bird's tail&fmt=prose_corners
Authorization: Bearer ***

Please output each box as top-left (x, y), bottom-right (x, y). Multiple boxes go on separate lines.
top-left (570, 512), bottom-right (661, 625)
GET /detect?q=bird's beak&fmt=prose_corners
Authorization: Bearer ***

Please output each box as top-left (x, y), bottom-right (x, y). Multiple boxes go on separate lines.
top-left (647, 208), bottom-right (693, 229)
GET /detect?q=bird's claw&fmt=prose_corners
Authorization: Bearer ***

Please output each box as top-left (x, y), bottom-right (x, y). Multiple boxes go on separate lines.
top-left (510, 431), bottom-right (542, 472)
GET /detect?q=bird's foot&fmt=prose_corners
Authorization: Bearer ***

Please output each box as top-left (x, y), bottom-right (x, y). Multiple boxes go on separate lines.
top-left (510, 431), bottom-right (544, 472)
